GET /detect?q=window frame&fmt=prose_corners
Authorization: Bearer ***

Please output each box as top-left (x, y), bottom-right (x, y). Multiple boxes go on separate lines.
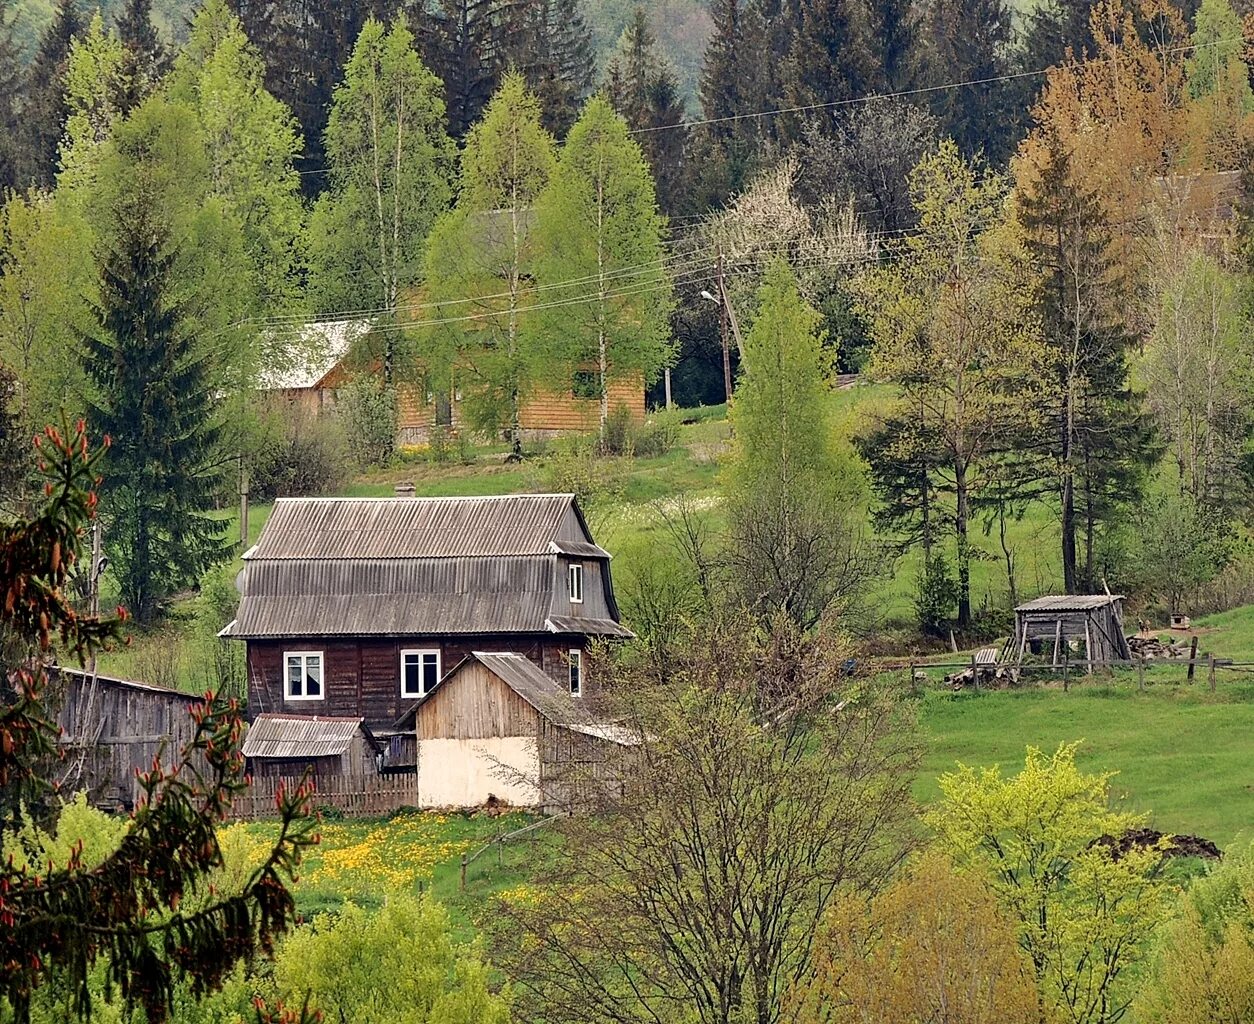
top-left (400, 648), bottom-right (441, 700)
top-left (283, 650), bottom-right (325, 702)
top-left (569, 649), bottom-right (583, 697)
top-left (568, 562), bottom-right (584, 604)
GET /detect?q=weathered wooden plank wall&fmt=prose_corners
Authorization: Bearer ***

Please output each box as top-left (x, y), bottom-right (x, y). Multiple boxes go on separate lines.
top-left (227, 773), bottom-right (420, 820)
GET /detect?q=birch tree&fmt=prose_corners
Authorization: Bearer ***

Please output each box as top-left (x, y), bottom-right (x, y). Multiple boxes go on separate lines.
top-left (422, 73), bottom-right (556, 454)
top-left (310, 16), bottom-right (455, 386)
top-left (534, 95), bottom-right (671, 440)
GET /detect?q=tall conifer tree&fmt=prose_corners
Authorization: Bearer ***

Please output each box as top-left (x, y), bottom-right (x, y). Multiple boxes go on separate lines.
top-left (114, 0), bottom-right (168, 112)
top-left (509, 0), bottom-right (594, 135)
top-left (415, 0), bottom-right (515, 139)
top-left (0, 0), bottom-right (22, 191)
top-left (82, 107), bottom-right (229, 624)
top-left (781, 0), bottom-right (872, 140)
top-left (14, 0), bottom-right (83, 188)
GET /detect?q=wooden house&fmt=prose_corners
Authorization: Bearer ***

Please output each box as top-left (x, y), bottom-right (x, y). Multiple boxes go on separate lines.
top-left (258, 319), bottom-right (364, 416)
top-left (402, 651), bottom-right (638, 811)
top-left (1011, 594), bottom-right (1132, 669)
top-left (241, 713), bottom-right (381, 778)
top-left (222, 494), bottom-right (632, 756)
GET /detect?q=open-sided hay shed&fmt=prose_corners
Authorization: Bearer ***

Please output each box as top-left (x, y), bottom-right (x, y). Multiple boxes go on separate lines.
top-left (1012, 595), bottom-right (1131, 669)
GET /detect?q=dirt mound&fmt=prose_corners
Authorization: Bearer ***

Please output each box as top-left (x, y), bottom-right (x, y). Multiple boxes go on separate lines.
top-left (1091, 828), bottom-right (1222, 861)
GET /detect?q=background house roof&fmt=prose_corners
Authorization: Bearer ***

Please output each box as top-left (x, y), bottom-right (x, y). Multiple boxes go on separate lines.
top-left (242, 713), bottom-right (376, 759)
top-left (259, 319), bottom-right (368, 391)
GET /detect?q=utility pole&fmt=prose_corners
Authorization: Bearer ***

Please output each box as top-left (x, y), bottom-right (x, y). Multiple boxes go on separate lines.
top-left (239, 455), bottom-right (249, 551)
top-left (717, 243), bottom-right (733, 405)
top-left (87, 518), bottom-right (102, 676)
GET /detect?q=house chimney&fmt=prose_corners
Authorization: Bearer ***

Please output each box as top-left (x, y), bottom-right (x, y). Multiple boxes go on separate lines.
top-left (394, 481), bottom-right (415, 497)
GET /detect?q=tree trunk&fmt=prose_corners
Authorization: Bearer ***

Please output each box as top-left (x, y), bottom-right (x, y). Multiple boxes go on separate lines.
top-left (955, 459), bottom-right (971, 627)
top-left (1060, 383), bottom-right (1078, 593)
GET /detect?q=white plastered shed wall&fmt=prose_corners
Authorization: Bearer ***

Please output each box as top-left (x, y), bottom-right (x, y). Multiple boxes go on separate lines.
top-left (417, 736), bottom-right (540, 808)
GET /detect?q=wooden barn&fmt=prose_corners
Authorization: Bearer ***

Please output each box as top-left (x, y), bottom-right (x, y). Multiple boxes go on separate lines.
top-left (241, 713), bottom-right (381, 778)
top-left (51, 668), bottom-right (204, 810)
top-left (401, 651), bottom-right (637, 812)
top-left (1011, 594), bottom-right (1132, 669)
top-left (222, 494), bottom-right (632, 761)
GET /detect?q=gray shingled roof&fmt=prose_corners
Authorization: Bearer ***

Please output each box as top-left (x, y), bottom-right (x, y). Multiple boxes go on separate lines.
top-left (226, 494), bottom-right (630, 640)
top-left (249, 495), bottom-right (583, 559)
top-left (242, 714), bottom-right (374, 759)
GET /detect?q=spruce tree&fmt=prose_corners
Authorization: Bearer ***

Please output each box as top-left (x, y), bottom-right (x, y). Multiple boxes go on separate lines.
top-left (508, 0), bottom-right (594, 136)
top-left (925, 0), bottom-right (1015, 162)
top-left (14, 0), bottom-right (84, 189)
top-left (864, 0), bottom-right (922, 92)
top-left (416, 0), bottom-right (516, 139)
top-left (81, 130), bottom-right (229, 624)
top-left (114, 0), bottom-right (168, 112)
top-left (781, 0), bottom-right (872, 141)
top-left (1017, 132), bottom-right (1158, 592)
top-left (0, 0), bottom-right (21, 191)
top-left (605, 9), bottom-right (687, 215)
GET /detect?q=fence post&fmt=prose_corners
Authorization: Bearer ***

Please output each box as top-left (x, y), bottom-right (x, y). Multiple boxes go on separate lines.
top-left (971, 654), bottom-right (979, 692)
top-left (1209, 654), bottom-right (1217, 693)
top-left (1062, 648), bottom-right (1069, 692)
top-left (460, 853), bottom-right (467, 890)
top-left (909, 661), bottom-right (916, 696)
top-left (1187, 636), bottom-right (1199, 682)
top-left (1137, 653), bottom-right (1145, 693)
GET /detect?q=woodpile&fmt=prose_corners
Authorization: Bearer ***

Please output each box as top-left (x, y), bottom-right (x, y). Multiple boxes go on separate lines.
top-left (1127, 635), bottom-right (1191, 660)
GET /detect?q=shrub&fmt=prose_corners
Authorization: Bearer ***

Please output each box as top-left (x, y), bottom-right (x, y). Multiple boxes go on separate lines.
top-left (250, 403), bottom-right (351, 500)
top-left (600, 404), bottom-right (635, 456)
top-left (914, 553), bottom-right (958, 638)
top-left (539, 440), bottom-right (625, 512)
top-left (340, 377), bottom-right (398, 467)
top-left (631, 408), bottom-right (682, 457)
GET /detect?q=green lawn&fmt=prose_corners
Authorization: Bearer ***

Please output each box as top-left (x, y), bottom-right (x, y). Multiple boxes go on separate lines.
top-left (918, 683), bottom-right (1254, 845)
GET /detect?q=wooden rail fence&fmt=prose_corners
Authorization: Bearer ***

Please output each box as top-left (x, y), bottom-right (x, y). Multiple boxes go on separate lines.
top-left (228, 773), bottom-right (420, 820)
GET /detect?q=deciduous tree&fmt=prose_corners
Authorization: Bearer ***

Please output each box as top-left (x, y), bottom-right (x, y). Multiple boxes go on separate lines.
top-left (929, 743), bottom-right (1174, 1024)
top-left (422, 73), bottom-right (557, 454)
top-left (534, 95), bottom-right (672, 439)
top-left (309, 16), bottom-right (455, 387)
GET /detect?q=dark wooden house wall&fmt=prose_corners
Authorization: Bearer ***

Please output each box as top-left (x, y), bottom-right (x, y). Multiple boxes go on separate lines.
top-left (247, 636), bottom-right (589, 726)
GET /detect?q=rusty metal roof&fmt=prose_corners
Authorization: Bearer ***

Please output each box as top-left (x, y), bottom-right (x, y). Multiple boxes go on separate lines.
top-left (242, 713), bottom-right (373, 759)
top-left (248, 495), bottom-right (583, 560)
top-left (1015, 595), bottom-right (1125, 613)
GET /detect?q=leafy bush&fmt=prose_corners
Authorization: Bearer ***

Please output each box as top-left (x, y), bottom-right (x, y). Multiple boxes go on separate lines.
top-left (340, 377), bottom-right (398, 467)
top-left (273, 892), bottom-right (511, 1024)
top-left (914, 553), bottom-right (958, 638)
top-left (600, 404), bottom-right (635, 456)
top-left (631, 408), bottom-right (682, 457)
top-left (539, 440), bottom-right (625, 512)
top-left (250, 403), bottom-right (352, 500)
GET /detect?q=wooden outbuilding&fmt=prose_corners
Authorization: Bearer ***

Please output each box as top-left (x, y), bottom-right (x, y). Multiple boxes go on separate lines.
top-left (241, 713), bottom-right (382, 778)
top-left (403, 651), bottom-right (638, 812)
top-left (51, 668), bottom-right (205, 810)
top-left (1011, 595), bottom-right (1131, 669)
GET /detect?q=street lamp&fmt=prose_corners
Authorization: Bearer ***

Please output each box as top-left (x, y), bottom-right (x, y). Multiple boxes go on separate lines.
top-left (700, 282), bottom-right (742, 405)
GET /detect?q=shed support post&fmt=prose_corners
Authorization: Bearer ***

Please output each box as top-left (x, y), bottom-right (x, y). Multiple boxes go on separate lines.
top-left (1052, 620), bottom-right (1062, 667)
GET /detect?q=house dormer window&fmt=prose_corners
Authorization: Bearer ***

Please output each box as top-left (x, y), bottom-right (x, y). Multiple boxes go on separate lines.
top-left (569, 649), bottom-right (582, 696)
top-left (284, 651), bottom-right (323, 701)
top-left (569, 562), bottom-right (584, 604)
top-left (401, 649), bottom-right (441, 699)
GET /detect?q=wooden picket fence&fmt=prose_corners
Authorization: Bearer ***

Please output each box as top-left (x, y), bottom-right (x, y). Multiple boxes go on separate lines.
top-left (228, 773), bottom-right (420, 820)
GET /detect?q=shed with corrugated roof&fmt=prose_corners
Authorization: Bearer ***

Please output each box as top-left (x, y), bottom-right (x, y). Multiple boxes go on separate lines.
top-left (242, 713), bottom-right (382, 778)
top-left (222, 494), bottom-right (632, 744)
top-left (1011, 594), bottom-right (1131, 668)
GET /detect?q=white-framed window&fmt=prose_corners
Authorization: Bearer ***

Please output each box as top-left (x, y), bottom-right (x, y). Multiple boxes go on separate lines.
top-left (284, 651), bottom-right (323, 701)
top-left (401, 648), bottom-right (441, 699)
top-left (569, 649), bottom-right (582, 697)
top-left (569, 562), bottom-right (584, 604)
